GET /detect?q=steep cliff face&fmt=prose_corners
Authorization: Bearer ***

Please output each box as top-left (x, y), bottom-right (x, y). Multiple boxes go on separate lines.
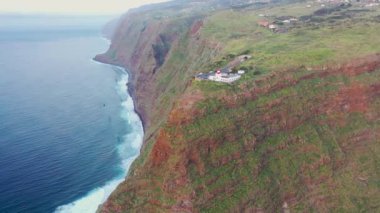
top-left (98, 1), bottom-right (380, 212)
top-left (95, 2), bottom-right (221, 134)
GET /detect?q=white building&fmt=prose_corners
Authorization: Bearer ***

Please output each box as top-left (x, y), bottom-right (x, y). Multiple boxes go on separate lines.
top-left (208, 70), bottom-right (241, 83)
top-left (269, 24), bottom-right (277, 30)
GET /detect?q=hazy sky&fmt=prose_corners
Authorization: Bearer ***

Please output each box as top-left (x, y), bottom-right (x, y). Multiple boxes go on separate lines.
top-left (0, 0), bottom-right (170, 15)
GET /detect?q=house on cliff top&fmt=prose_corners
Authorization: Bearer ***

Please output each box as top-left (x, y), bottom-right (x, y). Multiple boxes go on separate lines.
top-left (195, 69), bottom-right (243, 83)
top-left (195, 54), bottom-right (251, 83)
top-left (207, 70), bottom-right (241, 83)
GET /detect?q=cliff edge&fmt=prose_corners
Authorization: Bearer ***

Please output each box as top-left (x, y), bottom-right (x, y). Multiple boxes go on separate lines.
top-left (97, 0), bottom-right (380, 212)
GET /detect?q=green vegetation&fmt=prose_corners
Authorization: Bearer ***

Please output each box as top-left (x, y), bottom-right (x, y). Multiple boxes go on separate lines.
top-left (101, 1), bottom-right (380, 212)
top-left (199, 2), bottom-right (380, 84)
top-left (182, 68), bottom-right (380, 212)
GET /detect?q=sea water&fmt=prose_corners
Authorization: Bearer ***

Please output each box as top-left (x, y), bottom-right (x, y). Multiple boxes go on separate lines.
top-left (0, 15), bottom-right (143, 213)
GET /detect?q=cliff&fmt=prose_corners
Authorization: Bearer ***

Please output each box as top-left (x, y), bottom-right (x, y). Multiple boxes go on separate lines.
top-left (95, 1), bottom-right (224, 135)
top-left (97, 1), bottom-right (380, 212)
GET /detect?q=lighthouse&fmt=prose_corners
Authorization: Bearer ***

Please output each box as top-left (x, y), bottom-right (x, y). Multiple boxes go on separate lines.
top-left (215, 70), bottom-right (222, 80)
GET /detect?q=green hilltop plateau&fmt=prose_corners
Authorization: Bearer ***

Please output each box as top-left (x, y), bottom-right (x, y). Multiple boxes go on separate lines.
top-left (95, 0), bottom-right (380, 212)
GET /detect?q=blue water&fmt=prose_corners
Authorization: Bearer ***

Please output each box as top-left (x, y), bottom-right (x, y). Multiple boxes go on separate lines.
top-left (0, 15), bottom-right (143, 213)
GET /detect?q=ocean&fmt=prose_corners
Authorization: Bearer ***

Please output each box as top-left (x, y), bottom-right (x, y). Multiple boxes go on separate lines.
top-left (0, 15), bottom-right (143, 213)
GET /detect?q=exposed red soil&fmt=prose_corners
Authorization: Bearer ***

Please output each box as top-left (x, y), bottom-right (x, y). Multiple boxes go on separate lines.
top-left (329, 84), bottom-right (369, 114)
top-left (190, 20), bottom-right (204, 36)
top-left (168, 89), bottom-right (205, 125)
top-left (150, 130), bottom-right (172, 167)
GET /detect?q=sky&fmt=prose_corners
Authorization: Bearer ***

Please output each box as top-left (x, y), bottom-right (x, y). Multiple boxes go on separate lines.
top-left (0, 0), bottom-right (170, 15)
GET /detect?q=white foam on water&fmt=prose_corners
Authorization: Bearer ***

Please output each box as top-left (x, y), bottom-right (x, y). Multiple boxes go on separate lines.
top-left (55, 72), bottom-right (143, 213)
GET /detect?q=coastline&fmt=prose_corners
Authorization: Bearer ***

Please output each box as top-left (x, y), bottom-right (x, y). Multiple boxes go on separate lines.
top-left (91, 56), bottom-right (146, 212)
top-left (55, 63), bottom-right (144, 213)
top-left (93, 55), bottom-right (147, 133)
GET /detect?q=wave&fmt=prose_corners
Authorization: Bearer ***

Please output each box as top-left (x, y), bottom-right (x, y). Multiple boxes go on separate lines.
top-left (55, 72), bottom-right (143, 213)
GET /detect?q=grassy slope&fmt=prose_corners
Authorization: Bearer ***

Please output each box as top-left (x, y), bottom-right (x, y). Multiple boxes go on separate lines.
top-left (102, 2), bottom-right (380, 212)
top-left (187, 69), bottom-right (380, 212)
top-left (202, 3), bottom-right (380, 75)
top-left (189, 4), bottom-right (380, 211)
